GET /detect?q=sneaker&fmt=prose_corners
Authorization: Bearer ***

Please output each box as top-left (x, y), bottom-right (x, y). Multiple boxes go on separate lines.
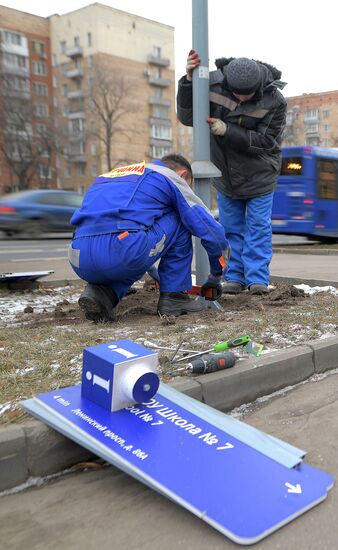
top-left (78, 283), bottom-right (117, 322)
top-left (249, 284), bottom-right (269, 295)
top-left (157, 292), bottom-right (207, 317)
top-left (222, 282), bottom-right (246, 295)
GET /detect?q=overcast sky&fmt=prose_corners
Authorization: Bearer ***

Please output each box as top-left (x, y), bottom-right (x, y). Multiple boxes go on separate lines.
top-left (1, 0), bottom-right (337, 98)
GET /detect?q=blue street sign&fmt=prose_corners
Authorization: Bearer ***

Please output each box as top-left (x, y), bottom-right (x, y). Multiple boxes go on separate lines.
top-left (82, 339), bottom-right (159, 412)
top-left (23, 384), bottom-right (334, 545)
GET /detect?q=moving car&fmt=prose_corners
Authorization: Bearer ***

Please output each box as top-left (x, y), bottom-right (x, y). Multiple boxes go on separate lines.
top-left (0, 189), bottom-right (83, 237)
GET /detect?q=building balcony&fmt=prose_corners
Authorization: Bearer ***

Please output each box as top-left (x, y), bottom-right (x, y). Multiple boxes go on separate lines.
top-left (147, 54), bottom-right (170, 67)
top-left (2, 64), bottom-right (29, 77)
top-left (149, 117), bottom-right (171, 126)
top-left (68, 132), bottom-right (86, 142)
top-left (148, 75), bottom-right (171, 87)
top-left (150, 138), bottom-right (172, 147)
top-left (7, 89), bottom-right (31, 100)
top-left (65, 68), bottom-right (84, 79)
top-left (148, 97), bottom-right (171, 107)
top-left (304, 127), bottom-right (320, 137)
top-left (67, 111), bottom-right (86, 120)
top-left (67, 90), bottom-right (85, 99)
top-left (65, 46), bottom-right (83, 58)
top-left (69, 153), bottom-right (86, 163)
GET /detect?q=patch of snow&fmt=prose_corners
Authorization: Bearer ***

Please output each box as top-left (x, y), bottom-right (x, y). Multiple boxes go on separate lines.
top-left (294, 284), bottom-right (338, 296)
top-left (9, 367), bottom-right (34, 377)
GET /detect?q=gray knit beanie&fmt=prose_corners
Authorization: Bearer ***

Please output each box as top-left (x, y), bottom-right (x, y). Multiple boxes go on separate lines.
top-left (227, 58), bottom-right (261, 95)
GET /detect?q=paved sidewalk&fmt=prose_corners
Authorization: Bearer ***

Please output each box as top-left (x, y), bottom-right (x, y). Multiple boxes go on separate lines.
top-left (271, 253), bottom-right (338, 286)
top-left (1, 372), bottom-right (337, 550)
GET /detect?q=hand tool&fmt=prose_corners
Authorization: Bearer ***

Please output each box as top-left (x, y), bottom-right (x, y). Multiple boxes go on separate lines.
top-left (187, 284), bottom-right (215, 301)
top-left (175, 352), bottom-right (237, 375)
top-left (174, 335), bottom-right (251, 363)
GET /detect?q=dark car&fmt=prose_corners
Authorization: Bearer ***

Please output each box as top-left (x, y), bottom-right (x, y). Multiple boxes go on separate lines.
top-left (0, 189), bottom-right (83, 237)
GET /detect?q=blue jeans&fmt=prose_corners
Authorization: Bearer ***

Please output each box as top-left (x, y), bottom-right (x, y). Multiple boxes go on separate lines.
top-left (69, 211), bottom-right (193, 300)
top-left (217, 192), bottom-right (274, 287)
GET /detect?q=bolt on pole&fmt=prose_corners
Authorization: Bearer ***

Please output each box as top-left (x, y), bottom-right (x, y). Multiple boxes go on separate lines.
top-left (191, 0), bottom-right (221, 284)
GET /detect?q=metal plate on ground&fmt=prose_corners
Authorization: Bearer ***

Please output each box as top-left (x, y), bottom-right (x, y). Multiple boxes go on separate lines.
top-left (23, 384), bottom-right (333, 545)
top-left (0, 270), bottom-right (54, 282)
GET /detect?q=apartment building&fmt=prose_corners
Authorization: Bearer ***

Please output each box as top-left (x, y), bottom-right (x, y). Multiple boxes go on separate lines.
top-left (284, 90), bottom-right (338, 148)
top-left (0, 3), bottom-right (177, 193)
top-left (0, 7), bottom-right (54, 193)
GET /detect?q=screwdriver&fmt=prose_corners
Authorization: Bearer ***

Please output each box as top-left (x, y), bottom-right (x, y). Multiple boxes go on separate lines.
top-left (174, 335), bottom-right (251, 363)
top-left (175, 352), bottom-right (237, 375)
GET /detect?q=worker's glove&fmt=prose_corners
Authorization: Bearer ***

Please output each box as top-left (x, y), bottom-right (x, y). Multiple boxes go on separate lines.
top-left (201, 274), bottom-right (223, 301)
top-left (186, 49), bottom-right (201, 81)
top-left (207, 118), bottom-right (227, 136)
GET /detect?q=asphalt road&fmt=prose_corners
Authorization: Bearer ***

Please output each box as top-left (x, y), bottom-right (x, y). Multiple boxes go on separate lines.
top-left (1, 235), bottom-right (338, 285)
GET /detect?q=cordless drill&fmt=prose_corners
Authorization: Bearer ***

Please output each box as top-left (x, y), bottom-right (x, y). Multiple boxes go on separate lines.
top-left (176, 352), bottom-right (237, 375)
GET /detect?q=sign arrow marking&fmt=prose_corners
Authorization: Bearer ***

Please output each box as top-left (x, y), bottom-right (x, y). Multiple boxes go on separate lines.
top-left (285, 482), bottom-right (302, 494)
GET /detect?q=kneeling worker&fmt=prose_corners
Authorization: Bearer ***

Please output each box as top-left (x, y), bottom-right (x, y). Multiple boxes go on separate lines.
top-left (68, 154), bottom-right (229, 321)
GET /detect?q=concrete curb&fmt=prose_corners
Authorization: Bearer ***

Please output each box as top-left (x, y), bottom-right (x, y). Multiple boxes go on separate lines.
top-left (273, 247), bottom-right (338, 255)
top-left (1, 336), bottom-right (338, 493)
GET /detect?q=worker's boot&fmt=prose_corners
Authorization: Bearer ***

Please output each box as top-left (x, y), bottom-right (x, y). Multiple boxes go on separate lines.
top-left (78, 283), bottom-right (118, 322)
top-left (157, 292), bottom-right (207, 317)
top-left (222, 282), bottom-right (246, 295)
top-left (249, 284), bottom-right (269, 295)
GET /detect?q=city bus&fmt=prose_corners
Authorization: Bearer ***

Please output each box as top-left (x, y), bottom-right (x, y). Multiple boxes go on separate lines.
top-left (272, 146), bottom-right (338, 241)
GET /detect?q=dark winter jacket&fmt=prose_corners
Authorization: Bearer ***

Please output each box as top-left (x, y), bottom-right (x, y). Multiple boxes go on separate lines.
top-left (177, 58), bottom-right (287, 199)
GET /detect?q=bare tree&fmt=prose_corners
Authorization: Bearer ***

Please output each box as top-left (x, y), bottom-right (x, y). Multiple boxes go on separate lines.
top-left (88, 64), bottom-right (138, 170)
top-left (0, 68), bottom-right (58, 190)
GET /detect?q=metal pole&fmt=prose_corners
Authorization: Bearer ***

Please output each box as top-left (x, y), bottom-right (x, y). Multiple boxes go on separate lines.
top-left (192, 0), bottom-right (221, 284)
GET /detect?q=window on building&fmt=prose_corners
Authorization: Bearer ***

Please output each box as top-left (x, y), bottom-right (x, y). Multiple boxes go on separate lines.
top-left (78, 164), bottom-right (86, 176)
top-left (323, 110), bottom-right (330, 118)
top-left (4, 31), bottom-right (21, 45)
top-left (54, 96), bottom-right (58, 108)
top-left (39, 164), bottom-right (52, 179)
top-left (65, 164), bottom-right (72, 178)
top-left (90, 120), bottom-right (96, 133)
top-left (87, 32), bottom-right (92, 47)
top-left (32, 41), bottom-right (45, 57)
top-left (87, 55), bottom-right (93, 68)
top-left (61, 84), bottom-right (68, 96)
top-left (322, 139), bottom-right (330, 147)
top-left (75, 58), bottom-right (81, 69)
top-left (151, 124), bottom-right (171, 140)
top-left (34, 103), bottom-right (49, 117)
top-left (52, 54), bottom-right (56, 67)
top-left (63, 104), bottom-right (69, 116)
top-left (91, 143), bottom-right (97, 155)
top-left (153, 46), bottom-right (161, 58)
top-left (74, 36), bottom-right (80, 46)
top-left (53, 75), bottom-right (57, 88)
top-left (152, 106), bottom-right (169, 119)
top-left (32, 61), bottom-right (47, 75)
top-left (154, 87), bottom-right (162, 98)
top-left (323, 124), bottom-right (330, 132)
top-left (70, 119), bottom-right (85, 133)
top-left (60, 41), bottom-right (66, 54)
top-left (33, 82), bottom-right (48, 96)
top-left (151, 145), bottom-right (171, 158)
top-left (4, 53), bottom-right (28, 68)
top-left (36, 123), bottom-right (47, 135)
top-left (304, 109), bottom-right (319, 121)
top-left (153, 67), bottom-right (162, 78)
top-left (91, 164), bottom-right (97, 176)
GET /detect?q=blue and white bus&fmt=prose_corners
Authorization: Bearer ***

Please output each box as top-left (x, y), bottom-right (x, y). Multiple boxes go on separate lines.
top-left (272, 146), bottom-right (338, 241)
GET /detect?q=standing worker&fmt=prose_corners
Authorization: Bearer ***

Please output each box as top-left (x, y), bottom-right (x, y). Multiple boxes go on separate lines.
top-left (177, 51), bottom-right (287, 295)
top-left (68, 154), bottom-right (229, 321)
